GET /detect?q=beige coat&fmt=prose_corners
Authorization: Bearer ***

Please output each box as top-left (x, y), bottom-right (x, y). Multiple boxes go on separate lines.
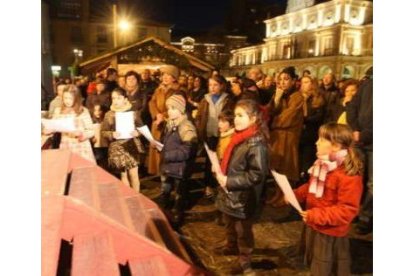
top-left (268, 91), bottom-right (304, 182)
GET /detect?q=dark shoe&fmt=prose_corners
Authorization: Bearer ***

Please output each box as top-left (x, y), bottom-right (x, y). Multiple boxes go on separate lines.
top-left (155, 192), bottom-right (173, 209)
top-left (213, 245), bottom-right (239, 256)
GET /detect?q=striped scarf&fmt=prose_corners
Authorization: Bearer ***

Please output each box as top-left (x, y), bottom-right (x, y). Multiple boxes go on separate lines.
top-left (308, 149), bottom-right (348, 198)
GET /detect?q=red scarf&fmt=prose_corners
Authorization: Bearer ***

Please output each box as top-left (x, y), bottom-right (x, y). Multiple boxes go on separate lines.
top-left (220, 125), bottom-right (258, 174)
top-left (308, 149), bottom-right (348, 198)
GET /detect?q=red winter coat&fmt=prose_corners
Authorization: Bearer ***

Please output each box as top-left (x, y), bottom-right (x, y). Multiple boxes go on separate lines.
top-left (294, 166), bottom-right (363, 237)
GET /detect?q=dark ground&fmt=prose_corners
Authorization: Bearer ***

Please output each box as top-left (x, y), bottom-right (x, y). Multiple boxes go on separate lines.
top-left (138, 156), bottom-right (373, 276)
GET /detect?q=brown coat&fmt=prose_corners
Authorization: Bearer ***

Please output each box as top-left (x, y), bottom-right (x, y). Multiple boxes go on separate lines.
top-left (147, 83), bottom-right (180, 175)
top-left (195, 93), bottom-right (232, 142)
top-left (268, 90), bottom-right (304, 182)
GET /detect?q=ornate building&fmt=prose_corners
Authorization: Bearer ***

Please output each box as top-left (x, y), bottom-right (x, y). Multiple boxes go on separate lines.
top-left (171, 35), bottom-right (248, 69)
top-left (229, 0), bottom-right (373, 79)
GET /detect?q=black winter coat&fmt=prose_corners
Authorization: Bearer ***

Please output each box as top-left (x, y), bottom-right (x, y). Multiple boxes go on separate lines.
top-left (160, 119), bottom-right (197, 179)
top-left (346, 78), bottom-right (373, 149)
top-left (216, 134), bottom-right (269, 219)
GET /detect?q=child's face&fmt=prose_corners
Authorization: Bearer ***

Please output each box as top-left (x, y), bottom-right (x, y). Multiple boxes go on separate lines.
top-left (234, 107), bottom-right (256, 131)
top-left (218, 119), bottom-right (231, 133)
top-left (209, 79), bottom-right (221, 95)
top-left (96, 83), bottom-right (105, 93)
top-left (63, 92), bottom-right (74, 108)
top-left (167, 104), bottom-right (182, 120)
top-left (93, 105), bottom-right (103, 118)
top-left (315, 137), bottom-right (341, 157)
top-left (111, 92), bottom-right (127, 109)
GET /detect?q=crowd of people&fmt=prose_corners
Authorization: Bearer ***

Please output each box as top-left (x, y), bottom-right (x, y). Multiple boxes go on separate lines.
top-left (42, 64), bottom-right (373, 276)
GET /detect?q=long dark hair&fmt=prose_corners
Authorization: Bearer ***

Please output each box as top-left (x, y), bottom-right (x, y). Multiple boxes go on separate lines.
top-left (235, 99), bottom-right (269, 141)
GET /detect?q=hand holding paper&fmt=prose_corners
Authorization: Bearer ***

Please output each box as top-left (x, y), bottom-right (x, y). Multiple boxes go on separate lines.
top-left (115, 111), bottom-right (134, 139)
top-left (203, 143), bottom-right (221, 174)
top-left (137, 125), bottom-right (164, 151)
top-left (204, 143), bottom-right (229, 194)
top-left (270, 170), bottom-right (303, 212)
top-left (41, 117), bottom-right (77, 133)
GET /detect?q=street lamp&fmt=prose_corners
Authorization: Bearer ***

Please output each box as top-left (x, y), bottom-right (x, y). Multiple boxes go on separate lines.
top-left (73, 48), bottom-right (83, 63)
top-left (119, 20), bottom-right (130, 31)
top-left (112, 3), bottom-right (132, 48)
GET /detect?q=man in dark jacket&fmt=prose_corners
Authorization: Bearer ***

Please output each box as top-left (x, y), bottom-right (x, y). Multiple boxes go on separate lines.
top-left (105, 67), bottom-right (119, 93)
top-left (140, 69), bottom-right (158, 127)
top-left (346, 77), bottom-right (373, 234)
top-left (320, 72), bottom-right (341, 123)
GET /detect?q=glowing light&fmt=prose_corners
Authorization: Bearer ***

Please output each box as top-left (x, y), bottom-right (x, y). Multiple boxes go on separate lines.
top-left (119, 20), bottom-right (130, 31)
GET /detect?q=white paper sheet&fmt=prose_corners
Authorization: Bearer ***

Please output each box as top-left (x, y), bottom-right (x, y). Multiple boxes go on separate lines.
top-left (41, 117), bottom-right (77, 133)
top-left (136, 125), bottom-right (164, 151)
top-left (204, 143), bottom-right (228, 194)
top-left (270, 170), bottom-right (303, 212)
top-left (115, 111), bottom-right (134, 139)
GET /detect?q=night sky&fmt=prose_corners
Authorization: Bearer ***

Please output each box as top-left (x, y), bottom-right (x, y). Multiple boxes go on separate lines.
top-left (123, 0), bottom-right (288, 31)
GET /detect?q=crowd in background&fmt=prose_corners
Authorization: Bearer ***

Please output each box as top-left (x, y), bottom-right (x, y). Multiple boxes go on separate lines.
top-left (42, 64), bottom-right (373, 276)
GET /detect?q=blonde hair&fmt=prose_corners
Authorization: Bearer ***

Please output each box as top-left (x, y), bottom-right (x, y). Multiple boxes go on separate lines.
top-left (301, 76), bottom-right (325, 108)
top-left (319, 123), bottom-right (363, 176)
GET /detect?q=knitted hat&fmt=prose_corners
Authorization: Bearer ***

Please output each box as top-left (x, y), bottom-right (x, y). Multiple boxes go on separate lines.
top-left (166, 94), bottom-right (186, 114)
top-left (161, 65), bottom-right (180, 80)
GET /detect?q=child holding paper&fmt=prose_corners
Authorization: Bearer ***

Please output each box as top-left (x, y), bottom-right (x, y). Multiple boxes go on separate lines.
top-left (214, 99), bottom-right (269, 275)
top-left (44, 85), bottom-right (96, 163)
top-left (158, 95), bottom-right (198, 226)
top-left (293, 122), bottom-right (363, 276)
top-left (101, 87), bottom-right (144, 192)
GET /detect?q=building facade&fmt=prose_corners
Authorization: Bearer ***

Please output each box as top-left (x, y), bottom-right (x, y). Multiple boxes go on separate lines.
top-left (229, 0), bottom-right (373, 79)
top-left (171, 35), bottom-right (248, 70)
top-left (48, 0), bottom-right (171, 77)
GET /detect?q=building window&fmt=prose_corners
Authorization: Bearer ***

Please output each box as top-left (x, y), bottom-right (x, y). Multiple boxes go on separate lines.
top-left (343, 37), bottom-right (354, 55)
top-left (56, 0), bottom-right (82, 19)
top-left (283, 44), bottom-right (291, 59)
top-left (323, 37), bottom-right (333, 56)
top-left (97, 26), bottom-right (108, 43)
top-left (308, 40), bottom-right (316, 57)
top-left (70, 26), bottom-right (83, 43)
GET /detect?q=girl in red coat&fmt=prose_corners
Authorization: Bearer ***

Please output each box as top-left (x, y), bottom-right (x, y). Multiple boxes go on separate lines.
top-left (293, 122), bottom-right (363, 276)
